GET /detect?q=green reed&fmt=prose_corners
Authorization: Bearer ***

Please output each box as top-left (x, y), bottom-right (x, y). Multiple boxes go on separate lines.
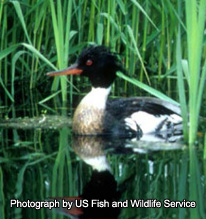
top-left (186, 0), bottom-right (206, 145)
top-left (0, 167), bottom-right (5, 219)
top-left (1, 3), bottom-right (206, 215)
top-left (177, 3), bottom-right (206, 216)
top-left (0, 0), bottom-right (205, 145)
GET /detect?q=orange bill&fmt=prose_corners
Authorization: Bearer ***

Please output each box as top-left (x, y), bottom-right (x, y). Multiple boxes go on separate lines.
top-left (47, 64), bottom-right (82, 76)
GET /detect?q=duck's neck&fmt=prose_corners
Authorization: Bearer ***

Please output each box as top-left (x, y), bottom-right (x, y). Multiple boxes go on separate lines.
top-left (80, 86), bottom-right (111, 109)
top-left (72, 86), bottom-right (111, 135)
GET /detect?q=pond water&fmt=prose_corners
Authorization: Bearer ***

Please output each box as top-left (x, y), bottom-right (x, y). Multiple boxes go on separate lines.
top-left (0, 111), bottom-right (205, 219)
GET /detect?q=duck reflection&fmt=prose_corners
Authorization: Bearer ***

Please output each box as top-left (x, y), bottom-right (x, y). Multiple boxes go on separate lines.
top-left (51, 135), bottom-right (184, 218)
top-left (53, 136), bottom-right (120, 219)
top-left (72, 136), bottom-right (112, 172)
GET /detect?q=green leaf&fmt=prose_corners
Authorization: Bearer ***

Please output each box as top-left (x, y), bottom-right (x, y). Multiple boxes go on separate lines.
top-left (0, 44), bottom-right (19, 61)
top-left (21, 43), bottom-right (57, 70)
top-left (117, 72), bottom-right (179, 105)
top-left (131, 0), bottom-right (159, 31)
top-left (11, 1), bottom-right (32, 44)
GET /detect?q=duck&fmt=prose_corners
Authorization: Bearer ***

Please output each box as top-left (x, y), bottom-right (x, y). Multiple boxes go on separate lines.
top-left (47, 45), bottom-right (182, 142)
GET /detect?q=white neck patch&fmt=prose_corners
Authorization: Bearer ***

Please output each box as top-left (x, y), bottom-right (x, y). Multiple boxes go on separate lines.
top-left (84, 155), bottom-right (111, 172)
top-left (80, 86), bottom-right (111, 109)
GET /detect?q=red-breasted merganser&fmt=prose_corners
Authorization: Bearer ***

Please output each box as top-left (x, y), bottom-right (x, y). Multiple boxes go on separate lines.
top-left (47, 46), bottom-right (182, 141)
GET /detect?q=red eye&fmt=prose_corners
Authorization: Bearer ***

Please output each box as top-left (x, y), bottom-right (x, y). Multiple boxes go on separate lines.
top-left (86, 59), bottom-right (93, 66)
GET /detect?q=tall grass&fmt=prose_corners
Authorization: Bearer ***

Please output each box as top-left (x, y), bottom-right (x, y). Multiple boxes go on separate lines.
top-left (185, 0), bottom-right (206, 145)
top-left (0, 1), bottom-right (205, 143)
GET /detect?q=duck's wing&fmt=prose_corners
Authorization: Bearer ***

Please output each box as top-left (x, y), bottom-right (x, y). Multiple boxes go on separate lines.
top-left (106, 97), bottom-right (182, 141)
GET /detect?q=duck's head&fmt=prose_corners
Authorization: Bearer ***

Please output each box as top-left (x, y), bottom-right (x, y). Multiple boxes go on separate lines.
top-left (47, 46), bottom-right (124, 88)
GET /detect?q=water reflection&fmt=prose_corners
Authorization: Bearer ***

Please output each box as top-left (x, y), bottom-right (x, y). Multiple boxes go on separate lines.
top-left (53, 134), bottom-right (185, 218)
top-left (1, 122), bottom-right (205, 219)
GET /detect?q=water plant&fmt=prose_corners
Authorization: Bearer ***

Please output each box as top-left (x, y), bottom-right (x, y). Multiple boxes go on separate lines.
top-left (0, 2), bottom-right (206, 219)
top-left (1, 0), bottom-right (205, 144)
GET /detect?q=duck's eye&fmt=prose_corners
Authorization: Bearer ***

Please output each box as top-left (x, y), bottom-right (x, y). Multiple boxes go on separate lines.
top-left (86, 59), bottom-right (93, 66)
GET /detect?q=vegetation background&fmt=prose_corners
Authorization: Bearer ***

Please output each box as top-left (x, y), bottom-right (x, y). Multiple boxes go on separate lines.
top-left (1, 0), bottom-right (206, 144)
top-left (0, 1), bottom-right (206, 219)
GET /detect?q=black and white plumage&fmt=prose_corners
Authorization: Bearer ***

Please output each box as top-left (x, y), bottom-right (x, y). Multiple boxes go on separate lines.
top-left (106, 97), bottom-right (182, 142)
top-left (47, 46), bottom-right (182, 142)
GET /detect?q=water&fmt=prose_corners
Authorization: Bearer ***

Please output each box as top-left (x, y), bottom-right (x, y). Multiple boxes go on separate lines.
top-left (0, 113), bottom-right (205, 219)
